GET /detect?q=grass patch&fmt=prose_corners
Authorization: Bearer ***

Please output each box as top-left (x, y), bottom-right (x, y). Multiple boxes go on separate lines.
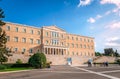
top-left (0, 67), bottom-right (33, 72)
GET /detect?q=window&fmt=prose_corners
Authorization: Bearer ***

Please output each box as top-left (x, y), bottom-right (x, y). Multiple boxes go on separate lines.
top-left (72, 52), bottom-right (74, 55)
top-left (67, 43), bottom-right (69, 47)
top-left (22, 48), bottom-right (26, 52)
top-left (6, 26), bottom-right (10, 31)
top-left (22, 38), bottom-right (26, 43)
top-left (52, 32), bottom-right (59, 38)
top-left (91, 40), bottom-right (93, 42)
top-left (46, 40), bottom-right (48, 45)
top-left (52, 40), bottom-right (54, 45)
top-left (36, 39), bottom-right (40, 44)
top-left (88, 39), bottom-right (89, 42)
top-left (14, 48), bottom-right (18, 52)
top-left (22, 28), bottom-right (26, 33)
top-left (38, 31), bottom-right (40, 35)
top-left (67, 36), bottom-right (69, 39)
top-left (61, 42), bottom-right (64, 46)
top-left (80, 38), bottom-right (82, 41)
top-left (46, 32), bottom-right (48, 36)
top-left (72, 43), bottom-right (74, 47)
top-left (84, 38), bottom-right (86, 42)
top-left (88, 45), bottom-right (90, 49)
top-left (15, 27), bottom-right (18, 32)
top-left (84, 45), bottom-right (86, 49)
top-left (29, 49), bottom-right (33, 53)
top-left (14, 37), bottom-right (18, 42)
top-left (91, 46), bottom-right (94, 49)
top-left (6, 36), bottom-right (10, 41)
top-left (76, 44), bottom-right (78, 48)
top-left (81, 52), bottom-right (82, 56)
top-left (85, 52), bottom-right (86, 56)
top-left (72, 37), bottom-right (74, 40)
top-left (76, 52), bottom-right (78, 55)
top-left (30, 30), bottom-right (33, 34)
top-left (67, 52), bottom-right (69, 55)
top-left (76, 37), bottom-right (78, 41)
top-left (52, 39), bottom-right (59, 45)
top-left (30, 39), bottom-right (33, 44)
top-left (80, 44), bottom-right (82, 48)
top-left (61, 34), bottom-right (63, 38)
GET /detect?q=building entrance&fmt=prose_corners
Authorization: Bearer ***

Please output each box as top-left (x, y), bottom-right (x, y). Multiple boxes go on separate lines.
top-left (67, 57), bottom-right (72, 65)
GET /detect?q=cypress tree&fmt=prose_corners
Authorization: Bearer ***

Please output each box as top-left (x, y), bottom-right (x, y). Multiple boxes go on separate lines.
top-left (0, 8), bottom-right (10, 64)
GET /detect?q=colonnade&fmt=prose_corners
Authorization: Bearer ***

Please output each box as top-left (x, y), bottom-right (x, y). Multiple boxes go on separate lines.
top-left (44, 47), bottom-right (67, 55)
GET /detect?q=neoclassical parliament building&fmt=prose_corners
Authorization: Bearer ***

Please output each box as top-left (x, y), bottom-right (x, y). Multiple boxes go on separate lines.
top-left (2, 22), bottom-right (95, 65)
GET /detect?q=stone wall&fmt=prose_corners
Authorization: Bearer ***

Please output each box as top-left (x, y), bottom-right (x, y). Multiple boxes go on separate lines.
top-left (7, 54), bottom-right (94, 66)
top-left (94, 56), bottom-right (117, 63)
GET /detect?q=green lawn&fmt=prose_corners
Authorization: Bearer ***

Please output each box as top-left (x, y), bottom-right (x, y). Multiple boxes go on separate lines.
top-left (0, 67), bottom-right (33, 72)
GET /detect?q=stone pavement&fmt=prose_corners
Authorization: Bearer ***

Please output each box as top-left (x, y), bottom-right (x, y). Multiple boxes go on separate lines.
top-left (0, 65), bottom-right (120, 79)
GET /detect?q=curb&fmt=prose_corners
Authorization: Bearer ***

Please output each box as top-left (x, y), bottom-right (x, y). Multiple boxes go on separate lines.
top-left (0, 69), bottom-right (33, 74)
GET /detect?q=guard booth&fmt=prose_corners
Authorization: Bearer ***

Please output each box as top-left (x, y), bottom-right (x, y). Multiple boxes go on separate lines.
top-left (67, 57), bottom-right (72, 65)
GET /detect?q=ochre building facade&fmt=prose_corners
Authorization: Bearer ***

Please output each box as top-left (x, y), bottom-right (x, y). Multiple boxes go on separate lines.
top-left (2, 22), bottom-right (95, 65)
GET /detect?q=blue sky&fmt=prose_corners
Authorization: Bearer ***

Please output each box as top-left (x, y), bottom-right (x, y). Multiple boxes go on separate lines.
top-left (0, 0), bottom-right (120, 53)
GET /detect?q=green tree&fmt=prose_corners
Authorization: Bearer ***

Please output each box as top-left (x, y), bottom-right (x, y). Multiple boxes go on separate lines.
top-left (0, 8), bottom-right (5, 26)
top-left (95, 52), bottom-right (102, 56)
top-left (104, 48), bottom-right (114, 56)
top-left (114, 50), bottom-right (119, 57)
top-left (16, 59), bottom-right (23, 64)
top-left (28, 52), bottom-right (46, 68)
top-left (0, 8), bottom-right (10, 64)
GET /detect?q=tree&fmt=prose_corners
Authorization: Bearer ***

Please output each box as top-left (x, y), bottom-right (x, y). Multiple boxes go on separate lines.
top-left (114, 50), bottom-right (119, 57)
top-left (16, 59), bottom-right (23, 64)
top-left (28, 52), bottom-right (47, 68)
top-left (104, 48), bottom-right (114, 56)
top-left (0, 8), bottom-right (5, 26)
top-left (0, 8), bottom-right (10, 64)
top-left (95, 52), bottom-right (102, 56)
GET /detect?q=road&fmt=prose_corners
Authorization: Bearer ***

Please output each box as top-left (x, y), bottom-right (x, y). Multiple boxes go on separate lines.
top-left (0, 65), bottom-right (120, 79)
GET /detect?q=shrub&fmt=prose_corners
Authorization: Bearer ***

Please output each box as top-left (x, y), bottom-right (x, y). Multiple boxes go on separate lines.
top-left (16, 59), bottom-right (22, 64)
top-left (28, 52), bottom-right (47, 68)
top-left (3, 64), bottom-right (13, 68)
top-left (0, 65), bottom-right (6, 70)
top-left (46, 63), bottom-right (50, 68)
top-left (11, 63), bottom-right (31, 68)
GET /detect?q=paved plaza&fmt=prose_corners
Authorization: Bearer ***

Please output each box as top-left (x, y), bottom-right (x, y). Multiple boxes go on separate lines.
top-left (0, 65), bottom-right (120, 79)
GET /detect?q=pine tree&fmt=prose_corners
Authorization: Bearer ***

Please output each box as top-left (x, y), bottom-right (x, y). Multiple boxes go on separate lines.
top-left (0, 8), bottom-right (10, 64)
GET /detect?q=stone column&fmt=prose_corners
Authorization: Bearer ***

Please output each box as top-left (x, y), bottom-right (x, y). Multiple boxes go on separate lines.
top-left (48, 48), bottom-right (51, 54)
top-left (51, 48), bottom-right (53, 55)
top-left (62, 49), bottom-right (63, 55)
top-left (57, 49), bottom-right (59, 55)
top-left (44, 48), bottom-right (45, 54)
top-left (54, 48), bottom-right (56, 55)
top-left (45, 48), bottom-right (48, 54)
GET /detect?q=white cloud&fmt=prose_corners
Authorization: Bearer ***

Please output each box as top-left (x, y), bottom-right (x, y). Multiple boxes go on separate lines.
top-left (105, 21), bottom-right (120, 29)
top-left (100, 0), bottom-right (120, 8)
top-left (87, 14), bottom-right (102, 23)
top-left (77, 0), bottom-right (93, 7)
top-left (105, 42), bottom-right (119, 46)
top-left (112, 8), bottom-right (119, 13)
top-left (105, 37), bottom-right (120, 47)
top-left (87, 17), bottom-right (96, 23)
top-left (100, 0), bottom-right (120, 16)
top-left (106, 37), bottom-right (119, 41)
top-left (104, 7), bottom-right (120, 17)
top-left (96, 15), bottom-right (102, 19)
top-left (105, 11), bottom-right (111, 15)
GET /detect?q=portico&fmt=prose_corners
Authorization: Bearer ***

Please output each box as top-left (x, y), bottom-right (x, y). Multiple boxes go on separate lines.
top-left (44, 46), bottom-right (68, 55)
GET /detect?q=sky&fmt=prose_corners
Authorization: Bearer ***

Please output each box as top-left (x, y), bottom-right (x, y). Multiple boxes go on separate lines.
top-left (0, 0), bottom-right (120, 53)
